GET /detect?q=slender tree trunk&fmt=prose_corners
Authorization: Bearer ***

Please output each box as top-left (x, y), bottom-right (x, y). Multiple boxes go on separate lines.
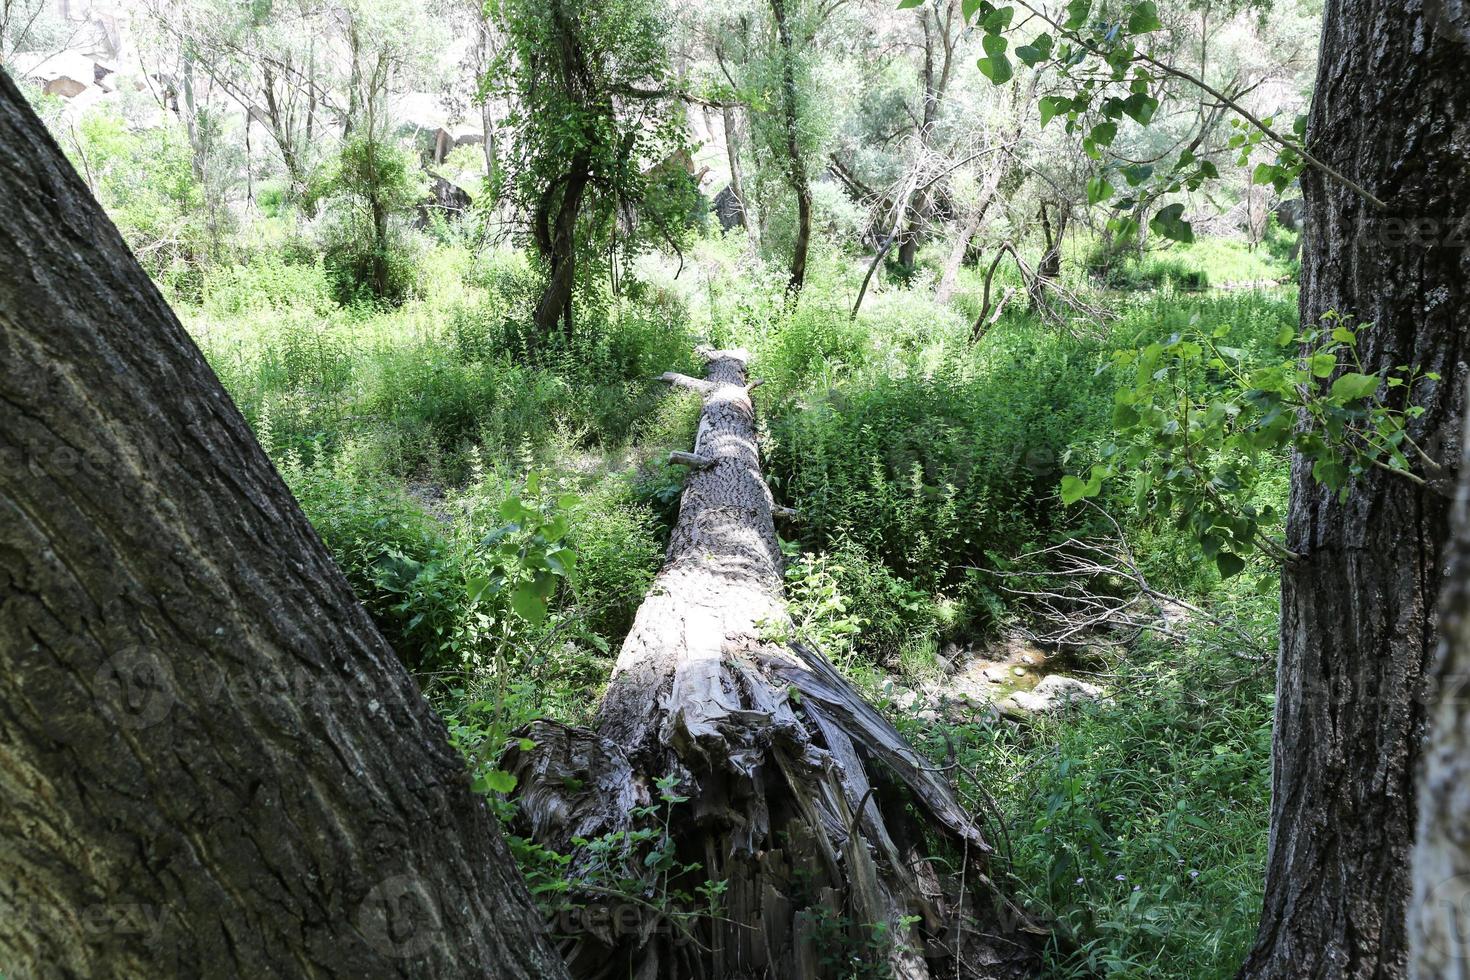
top-left (1239, 2), bottom-right (1470, 976)
top-left (935, 77), bottom-right (1030, 305)
top-left (769, 0), bottom-right (810, 299)
top-left (721, 103), bottom-right (748, 230)
top-left (532, 153), bottom-right (592, 337)
top-left (0, 70), bottom-right (567, 980)
top-left (1412, 399), bottom-right (1470, 980)
top-left (506, 350), bottom-right (1037, 979)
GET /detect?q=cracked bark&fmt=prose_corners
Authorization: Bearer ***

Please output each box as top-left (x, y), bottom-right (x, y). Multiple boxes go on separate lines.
top-left (0, 70), bottom-right (567, 980)
top-left (1239, 3), bottom-right (1469, 977)
top-left (506, 348), bottom-right (1037, 979)
top-left (1412, 400), bottom-right (1470, 979)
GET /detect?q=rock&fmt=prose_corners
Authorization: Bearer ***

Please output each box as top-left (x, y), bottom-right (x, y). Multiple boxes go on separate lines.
top-left (999, 675), bottom-right (1104, 719)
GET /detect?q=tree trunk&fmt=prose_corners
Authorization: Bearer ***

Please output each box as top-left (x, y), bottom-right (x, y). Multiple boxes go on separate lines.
top-left (1411, 399), bottom-right (1470, 980)
top-left (1239, 2), bottom-right (1470, 976)
top-left (505, 349), bottom-right (1037, 979)
top-left (721, 102), bottom-right (748, 230)
top-left (533, 152), bottom-right (592, 337)
top-left (0, 70), bottom-right (567, 980)
top-left (770, 0), bottom-right (810, 299)
top-left (935, 76), bottom-right (1031, 306)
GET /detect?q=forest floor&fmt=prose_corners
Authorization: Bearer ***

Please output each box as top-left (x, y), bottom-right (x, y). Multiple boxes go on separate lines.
top-left (185, 229), bottom-right (1294, 979)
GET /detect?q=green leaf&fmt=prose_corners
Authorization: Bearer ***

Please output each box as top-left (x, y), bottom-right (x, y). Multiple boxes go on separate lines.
top-left (1122, 92), bottom-right (1158, 125)
top-left (1121, 162), bottom-right (1154, 186)
top-left (499, 495), bottom-right (534, 523)
top-left (1149, 203), bottom-right (1194, 243)
top-left (1330, 372), bottom-right (1381, 402)
top-left (1275, 325), bottom-right (1297, 347)
top-left (1039, 95), bottom-right (1071, 127)
top-left (898, 0), bottom-right (925, 8)
top-left (1107, 215), bottom-right (1140, 243)
top-left (510, 583), bottom-right (548, 626)
top-left (981, 4), bottom-right (1014, 32)
top-left (544, 547), bottom-right (578, 577)
top-left (1059, 466), bottom-right (1106, 505)
top-left (960, 0), bottom-right (984, 17)
top-left (1064, 0), bottom-right (1091, 29)
top-left (1215, 550), bottom-right (1246, 580)
top-left (472, 769), bottom-right (518, 794)
top-left (466, 574), bottom-right (495, 602)
top-left (1308, 352), bottom-right (1337, 378)
top-left (978, 50), bottom-right (1014, 84)
top-left (1127, 0), bottom-right (1162, 33)
top-left (1016, 43), bottom-right (1044, 66)
top-left (1087, 175), bottom-right (1114, 205)
top-left (1311, 456), bottom-right (1348, 489)
top-left (1089, 120), bottom-right (1118, 146)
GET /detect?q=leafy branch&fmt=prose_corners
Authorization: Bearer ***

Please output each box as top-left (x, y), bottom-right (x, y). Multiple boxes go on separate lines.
top-left (1061, 314), bottom-right (1443, 576)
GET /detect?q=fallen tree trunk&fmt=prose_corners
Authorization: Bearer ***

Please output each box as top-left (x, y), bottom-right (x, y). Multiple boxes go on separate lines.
top-left (506, 348), bottom-right (1037, 979)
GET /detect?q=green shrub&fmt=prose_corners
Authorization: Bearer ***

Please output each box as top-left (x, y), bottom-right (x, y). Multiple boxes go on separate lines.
top-left (765, 324), bottom-right (1113, 591)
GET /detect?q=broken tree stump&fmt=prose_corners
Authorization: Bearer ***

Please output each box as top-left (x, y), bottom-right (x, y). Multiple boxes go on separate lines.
top-left (506, 347), bottom-right (1038, 979)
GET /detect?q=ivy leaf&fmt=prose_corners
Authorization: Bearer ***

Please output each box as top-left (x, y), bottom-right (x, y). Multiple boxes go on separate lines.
top-left (1122, 92), bottom-right (1158, 125)
top-left (1149, 203), bottom-right (1194, 243)
top-left (1330, 372), bottom-right (1381, 402)
top-left (1215, 550), bottom-right (1246, 579)
top-left (1127, 0), bottom-right (1162, 34)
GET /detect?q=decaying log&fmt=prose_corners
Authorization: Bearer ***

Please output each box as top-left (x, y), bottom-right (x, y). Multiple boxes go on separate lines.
top-left (506, 347), bottom-right (1038, 979)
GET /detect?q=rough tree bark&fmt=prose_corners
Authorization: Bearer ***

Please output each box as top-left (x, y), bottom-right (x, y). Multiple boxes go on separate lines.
top-left (1411, 400), bottom-right (1470, 980)
top-left (1238, 2), bottom-right (1470, 977)
top-left (532, 150), bottom-right (593, 337)
top-left (505, 348), bottom-right (1037, 979)
top-left (0, 70), bottom-right (567, 980)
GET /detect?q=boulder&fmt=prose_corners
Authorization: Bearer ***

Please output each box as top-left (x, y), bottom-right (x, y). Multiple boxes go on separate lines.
top-left (999, 674), bottom-right (1104, 719)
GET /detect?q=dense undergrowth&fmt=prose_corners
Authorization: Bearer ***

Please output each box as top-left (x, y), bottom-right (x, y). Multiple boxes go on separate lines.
top-left (184, 227), bottom-right (1295, 979)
